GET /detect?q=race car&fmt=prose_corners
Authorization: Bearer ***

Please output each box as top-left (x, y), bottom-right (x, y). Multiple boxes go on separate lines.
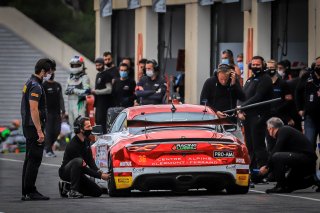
top-left (91, 104), bottom-right (250, 196)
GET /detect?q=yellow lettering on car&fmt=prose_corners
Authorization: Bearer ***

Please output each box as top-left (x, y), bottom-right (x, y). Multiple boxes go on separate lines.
top-left (115, 176), bottom-right (133, 189)
top-left (236, 174), bottom-right (249, 186)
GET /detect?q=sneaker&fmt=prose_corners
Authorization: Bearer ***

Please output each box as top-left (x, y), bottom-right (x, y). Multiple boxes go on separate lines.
top-left (68, 190), bottom-right (83, 199)
top-left (45, 151), bottom-right (56, 158)
top-left (22, 191), bottom-right (50, 201)
top-left (59, 181), bottom-right (70, 198)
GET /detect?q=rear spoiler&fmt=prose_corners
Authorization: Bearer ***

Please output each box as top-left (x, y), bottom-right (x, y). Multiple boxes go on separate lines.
top-left (127, 118), bottom-right (232, 128)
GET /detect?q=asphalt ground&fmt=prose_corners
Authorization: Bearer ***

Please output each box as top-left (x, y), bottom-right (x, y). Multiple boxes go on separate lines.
top-left (1, 151), bottom-right (320, 213)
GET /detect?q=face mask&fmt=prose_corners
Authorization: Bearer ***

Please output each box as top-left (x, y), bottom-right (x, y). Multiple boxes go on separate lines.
top-left (251, 67), bottom-right (261, 75)
top-left (278, 70), bottom-right (285, 77)
top-left (119, 71), bottom-right (128, 78)
top-left (221, 58), bottom-right (229, 65)
top-left (314, 67), bottom-right (320, 75)
top-left (267, 69), bottom-right (277, 77)
top-left (106, 62), bottom-right (113, 67)
top-left (43, 73), bottom-right (52, 81)
top-left (83, 129), bottom-right (92, 137)
top-left (146, 69), bottom-right (154, 77)
top-left (237, 62), bottom-right (244, 71)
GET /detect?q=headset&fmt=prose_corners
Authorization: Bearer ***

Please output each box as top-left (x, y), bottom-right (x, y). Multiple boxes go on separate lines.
top-left (146, 59), bottom-right (160, 72)
top-left (73, 115), bottom-right (89, 134)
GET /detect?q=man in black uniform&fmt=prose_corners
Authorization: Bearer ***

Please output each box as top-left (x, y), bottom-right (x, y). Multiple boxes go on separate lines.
top-left (135, 60), bottom-right (167, 105)
top-left (112, 63), bottom-right (136, 107)
top-left (59, 116), bottom-right (109, 198)
top-left (200, 64), bottom-right (245, 120)
top-left (260, 117), bottom-right (319, 193)
top-left (43, 63), bottom-right (66, 157)
top-left (21, 58), bottom-right (53, 201)
top-left (296, 56), bottom-right (320, 150)
top-left (237, 56), bottom-right (273, 174)
top-left (103, 51), bottom-right (119, 82)
top-left (91, 57), bottom-right (112, 133)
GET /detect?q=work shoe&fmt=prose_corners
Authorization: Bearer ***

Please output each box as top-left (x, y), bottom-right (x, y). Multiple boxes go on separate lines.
top-left (68, 190), bottom-right (83, 199)
top-left (265, 184), bottom-right (293, 194)
top-left (59, 181), bottom-right (70, 198)
top-left (22, 191), bottom-right (50, 201)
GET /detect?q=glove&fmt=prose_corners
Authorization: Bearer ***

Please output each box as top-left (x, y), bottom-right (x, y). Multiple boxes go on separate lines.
top-left (84, 88), bottom-right (91, 94)
top-left (65, 87), bottom-right (74, 95)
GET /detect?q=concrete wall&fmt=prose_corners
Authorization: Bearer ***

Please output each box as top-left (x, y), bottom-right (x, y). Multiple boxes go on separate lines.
top-left (0, 7), bottom-right (96, 87)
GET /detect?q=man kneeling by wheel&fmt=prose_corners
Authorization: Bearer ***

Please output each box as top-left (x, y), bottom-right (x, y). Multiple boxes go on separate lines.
top-left (58, 116), bottom-right (109, 198)
top-left (260, 117), bottom-right (319, 193)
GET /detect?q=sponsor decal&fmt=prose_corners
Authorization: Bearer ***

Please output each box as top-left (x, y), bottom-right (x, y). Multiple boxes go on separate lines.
top-left (236, 174), bottom-right (249, 186)
top-left (22, 85), bottom-right (27, 93)
top-left (31, 92), bottom-right (39, 98)
top-left (120, 161), bottom-right (132, 167)
top-left (236, 158), bottom-right (245, 164)
top-left (115, 176), bottom-right (133, 189)
top-left (213, 151), bottom-right (234, 158)
top-left (132, 168), bottom-right (145, 173)
top-left (172, 143), bottom-right (197, 151)
top-left (226, 165), bottom-right (236, 170)
top-left (151, 156), bottom-right (219, 166)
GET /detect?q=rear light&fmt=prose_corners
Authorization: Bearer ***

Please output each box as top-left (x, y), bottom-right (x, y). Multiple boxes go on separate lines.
top-left (211, 144), bottom-right (237, 150)
top-left (126, 144), bottom-right (158, 152)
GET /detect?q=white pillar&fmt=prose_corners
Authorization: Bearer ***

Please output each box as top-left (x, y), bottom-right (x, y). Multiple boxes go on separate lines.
top-left (184, 3), bottom-right (211, 104)
top-left (308, 0), bottom-right (320, 65)
top-left (94, 0), bottom-right (112, 57)
top-left (243, 0), bottom-right (271, 81)
top-left (134, 6), bottom-right (158, 80)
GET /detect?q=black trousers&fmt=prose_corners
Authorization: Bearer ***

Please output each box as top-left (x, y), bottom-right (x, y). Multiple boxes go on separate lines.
top-left (22, 126), bottom-right (44, 195)
top-left (59, 157), bottom-right (102, 197)
top-left (45, 112), bottom-right (61, 153)
top-left (269, 152), bottom-right (316, 190)
top-left (95, 101), bottom-right (110, 134)
top-left (243, 114), bottom-right (269, 169)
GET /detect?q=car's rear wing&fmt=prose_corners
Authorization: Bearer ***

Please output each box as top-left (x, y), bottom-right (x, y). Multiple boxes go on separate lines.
top-left (127, 118), bottom-right (232, 128)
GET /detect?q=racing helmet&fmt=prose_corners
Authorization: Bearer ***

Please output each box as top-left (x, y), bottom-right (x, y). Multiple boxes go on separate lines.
top-left (69, 56), bottom-right (85, 74)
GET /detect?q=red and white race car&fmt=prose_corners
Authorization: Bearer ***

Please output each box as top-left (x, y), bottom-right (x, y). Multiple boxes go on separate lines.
top-left (91, 104), bottom-right (250, 196)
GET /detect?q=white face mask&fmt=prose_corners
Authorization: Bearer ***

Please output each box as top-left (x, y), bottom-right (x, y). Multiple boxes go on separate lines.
top-left (146, 69), bottom-right (154, 77)
top-left (43, 73), bottom-right (51, 81)
top-left (278, 70), bottom-right (285, 77)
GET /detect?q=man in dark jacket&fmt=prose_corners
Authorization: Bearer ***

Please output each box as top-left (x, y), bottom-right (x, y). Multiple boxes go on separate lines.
top-left (59, 116), bottom-right (109, 198)
top-left (200, 64), bottom-right (245, 120)
top-left (135, 60), bottom-right (167, 105)
top-left (237, 56), bottom-right (273, 173)
top-left (260, 117), bottom-right (319, 193)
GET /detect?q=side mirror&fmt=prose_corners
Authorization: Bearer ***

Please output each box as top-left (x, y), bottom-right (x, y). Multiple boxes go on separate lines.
top-left (92, 125), bottom-right (103, 135)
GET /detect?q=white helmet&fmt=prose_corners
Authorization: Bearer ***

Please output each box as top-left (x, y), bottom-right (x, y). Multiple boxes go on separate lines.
top-left (69, 55), bottom-right (85, 74)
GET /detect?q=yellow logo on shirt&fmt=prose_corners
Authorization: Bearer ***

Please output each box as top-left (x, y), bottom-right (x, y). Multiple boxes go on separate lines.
top-left (31, 93), bottom-right (39, 98)
top-left (22, 85), bottom-right (27, 93)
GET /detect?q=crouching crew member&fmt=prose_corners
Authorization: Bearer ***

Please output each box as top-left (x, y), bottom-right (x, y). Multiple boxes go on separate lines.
top-left (59, 116), bottom-right (109, 198)
top-left (260, 117), bottom-right (319, 193)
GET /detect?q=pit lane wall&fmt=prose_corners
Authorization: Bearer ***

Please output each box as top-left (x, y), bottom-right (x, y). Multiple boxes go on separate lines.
top-left (0, 7), bottom-right (96, 87)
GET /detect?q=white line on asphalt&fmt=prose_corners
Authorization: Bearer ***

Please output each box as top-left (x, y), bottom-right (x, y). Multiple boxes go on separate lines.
top-left (0, 157), bottom-right (60, 167)
top-left (250, 189), bottom-right (320, 202)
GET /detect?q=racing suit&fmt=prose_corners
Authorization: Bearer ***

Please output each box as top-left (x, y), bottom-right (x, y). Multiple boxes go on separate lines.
top-left (65, 72), bottom-right (90, 130)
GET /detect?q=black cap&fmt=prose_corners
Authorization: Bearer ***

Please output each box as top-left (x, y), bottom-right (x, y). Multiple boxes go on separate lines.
top-left (94, 57), bottom-right (104, 64)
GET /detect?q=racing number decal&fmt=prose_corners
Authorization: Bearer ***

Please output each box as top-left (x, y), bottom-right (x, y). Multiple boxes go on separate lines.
top-left (138, 155), bottom-right (147, 163)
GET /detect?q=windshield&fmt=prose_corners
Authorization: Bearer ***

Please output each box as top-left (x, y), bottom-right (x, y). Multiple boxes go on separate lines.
top-left (129, 112), bottom-right (218, 134)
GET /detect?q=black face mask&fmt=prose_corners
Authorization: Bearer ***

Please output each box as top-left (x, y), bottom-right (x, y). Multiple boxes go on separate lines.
top-left (83, 129), bottom-right (92, 137)
top-left (267, 69), bottom-right (277, 77)
top-left (315, 67), bottom-right (320, 75)
top-left (106, 62), bottom-right (113, 67)
top-left (251, 67), bottom-right (262, 75)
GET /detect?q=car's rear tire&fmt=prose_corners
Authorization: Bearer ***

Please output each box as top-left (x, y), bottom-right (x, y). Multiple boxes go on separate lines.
top-left (226, 184), bottom-right (249, 194)
top-left (107, 159), bottom-right (131, 197)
